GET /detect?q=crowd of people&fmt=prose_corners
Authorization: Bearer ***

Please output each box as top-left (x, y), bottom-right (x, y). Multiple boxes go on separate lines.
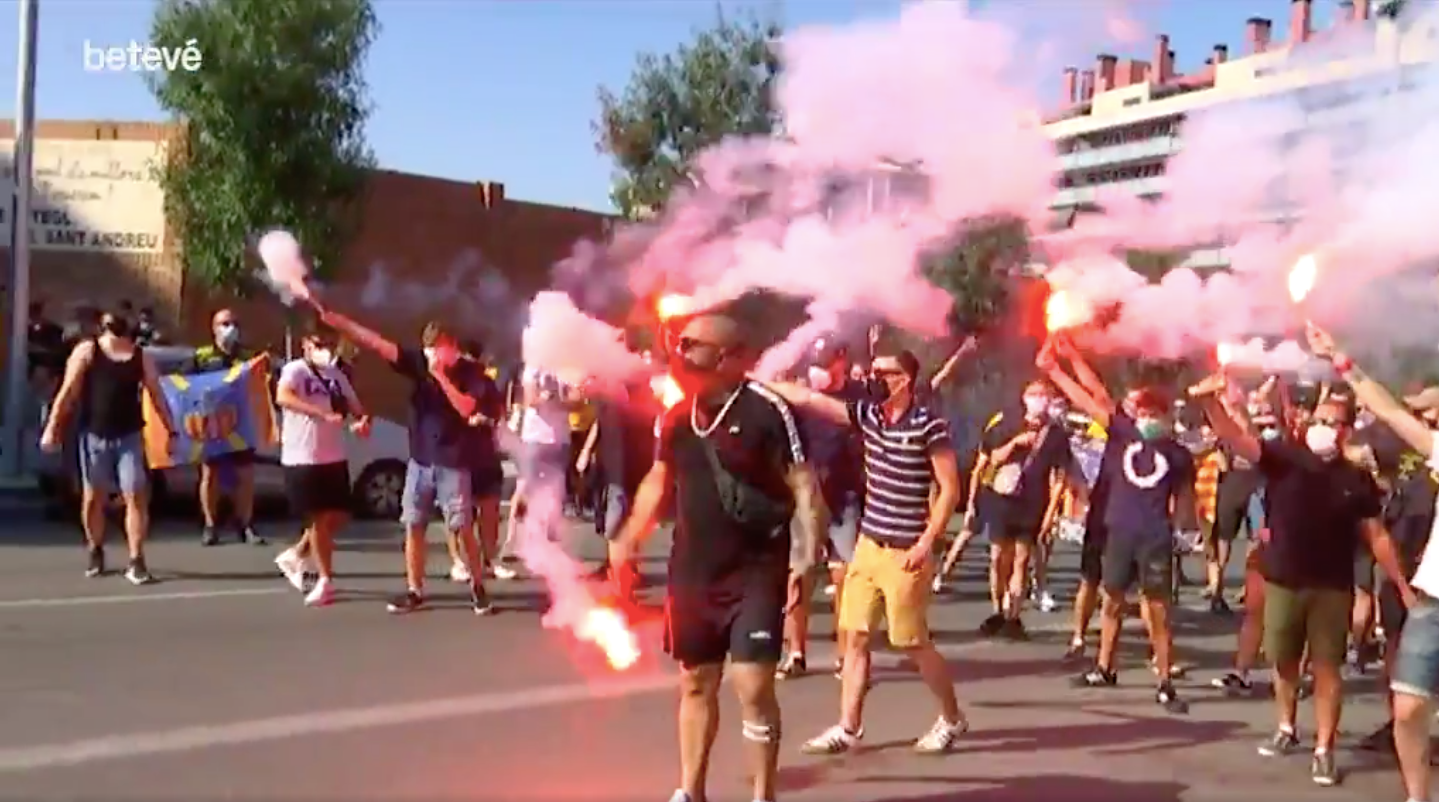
top-left (26, 291), bottom-right (1439, 802)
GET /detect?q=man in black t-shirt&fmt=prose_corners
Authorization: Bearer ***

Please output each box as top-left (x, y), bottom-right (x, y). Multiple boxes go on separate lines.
top-left (608, 310), bottom-right (822, 802)
top-left (1192, 374), bottom-right (1412, 785)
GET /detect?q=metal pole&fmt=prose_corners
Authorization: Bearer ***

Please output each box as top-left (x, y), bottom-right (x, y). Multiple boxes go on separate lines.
top-left (1, 0), bottom-right (38, 478)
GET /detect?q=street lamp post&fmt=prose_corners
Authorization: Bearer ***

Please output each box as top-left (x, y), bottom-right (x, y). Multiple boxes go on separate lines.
top-left (1, 0), bottom-right (39, 479)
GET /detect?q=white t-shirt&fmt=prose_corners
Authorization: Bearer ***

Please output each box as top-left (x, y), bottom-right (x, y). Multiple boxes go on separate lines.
top-left (518, 365), bottom-right (571, 445)
top-left (277, 359), bottom-right (360, 467)
top-left (1410, 432), bottom-right (1439, 597)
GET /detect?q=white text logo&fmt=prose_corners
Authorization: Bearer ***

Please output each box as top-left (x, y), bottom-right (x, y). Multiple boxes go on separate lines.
top-left (83, 39), bottom-right (203, 73)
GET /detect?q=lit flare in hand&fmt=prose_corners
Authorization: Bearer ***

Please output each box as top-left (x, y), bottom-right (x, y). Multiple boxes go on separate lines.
top-left (1215, 341), bottom-right (1235, 367)
top-left (1288, 254), bottom-right (1318, 303)
top-left (657, 294), bottom-right (693, 321)
top-left (1044, 289), bottom-right (1090, 332)
top-left (578, 603), bottom-right (641, 671)
top-left (651, 373), bottom-right (685, 409)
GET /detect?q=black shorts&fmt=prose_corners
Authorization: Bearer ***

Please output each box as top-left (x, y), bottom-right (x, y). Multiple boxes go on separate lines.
top-left (1214, 471), bottom-right (1260, 542)
top-left (1101, 532), bottom-right (1172, 598)
top-left (1080, 522), bottom-right (1107, 585)
top-left (205, 449), bottom-right (255, 467)
top-left (664, 574), bottom-right (786, 668)
top-left (1354, 550), bottom-right (1377, 592)
top-left (470, 464), bottom-right (504, 500)
top-left (284, 462), bottom-right (352, 519)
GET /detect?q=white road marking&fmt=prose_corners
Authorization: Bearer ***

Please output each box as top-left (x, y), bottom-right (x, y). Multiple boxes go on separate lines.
top-left (0, 675), bottom-right (678, 773)
top-left (0, 588), bottom-right (288, 610)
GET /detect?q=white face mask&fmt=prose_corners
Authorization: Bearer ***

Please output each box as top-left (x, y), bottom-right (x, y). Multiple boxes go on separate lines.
top-left (308, 348), bottom-right (333, 368)
top-left (807, 366), bottom-right (833, 391)
top-left (1022, 395), bottom-right (1048, 418)
top-left (1305, 423), bottom-right (1339, 456)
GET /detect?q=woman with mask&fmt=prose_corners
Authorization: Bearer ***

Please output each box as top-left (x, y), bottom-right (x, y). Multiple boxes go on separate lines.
top-left (1190, 364), bottom-right (1413, 788)
top-left (272, 330), bottom-right (369, 607)
top-left (40, 309), bottom-right (177, 585)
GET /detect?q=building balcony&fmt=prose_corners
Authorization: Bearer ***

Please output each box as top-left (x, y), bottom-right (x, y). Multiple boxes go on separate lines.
top-left (1057, 136), bottom-right (1182, 171)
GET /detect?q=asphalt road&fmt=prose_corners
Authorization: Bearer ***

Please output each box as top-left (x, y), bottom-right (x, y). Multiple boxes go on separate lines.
top-left (0, 516), bottom-right (1413, 801)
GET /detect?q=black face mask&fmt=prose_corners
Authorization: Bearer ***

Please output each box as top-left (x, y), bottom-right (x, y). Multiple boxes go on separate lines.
top-left (102, 318), bottom-right (131, 338)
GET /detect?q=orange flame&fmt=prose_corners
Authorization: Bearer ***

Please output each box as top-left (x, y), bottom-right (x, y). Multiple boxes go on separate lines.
top-left (1044, 290), bottom-right (1090, 332)
top-left (1216, 341), bottom-right (1235, 366)
top-left (651, 374), bottom-right (685, 409)
top-left (1288, 254), bottom-right (1317, 303)
top-left (578, 604), bottom-right (640, 670)
top-left (657, 294), bottom-right (692, 321)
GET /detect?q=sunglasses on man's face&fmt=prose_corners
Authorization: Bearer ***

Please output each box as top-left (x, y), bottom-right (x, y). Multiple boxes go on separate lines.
top-left (676, 336), bottom-right (723, 354)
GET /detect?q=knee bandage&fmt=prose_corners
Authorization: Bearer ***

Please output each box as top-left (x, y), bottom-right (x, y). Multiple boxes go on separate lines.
top-left (741, 720), bottom-right (780, 744)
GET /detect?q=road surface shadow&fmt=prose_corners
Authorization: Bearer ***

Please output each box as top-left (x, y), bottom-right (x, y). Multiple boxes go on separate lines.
top-left (777, 766), bottom-right (1188, 801)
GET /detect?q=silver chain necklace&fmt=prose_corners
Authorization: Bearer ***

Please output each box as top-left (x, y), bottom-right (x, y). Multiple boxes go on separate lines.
top-left (691, 384), bottom-right (745, 438)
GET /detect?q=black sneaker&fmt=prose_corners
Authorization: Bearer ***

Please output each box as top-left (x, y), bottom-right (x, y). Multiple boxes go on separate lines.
top-left (470, 583), bottom-right (495, 616)
top-left (999, 618), bottom-right (1029, 641)
top-left (978, 612), bottom-right (1005, 637)
top-left (1156, 682), bottom-right (1189, 714)
top-left (239, 526), bottom-right (267, 546)
top-left (85, 547), bottom-right (105, 578)
top-left (776, 652), bottom-right (807, 680)
top-left (1209, 596), bottom-right (1232, 615)
top-left (200, 527), bottom-right (220, 547)
top-left (1310, 750), bottom-right (1339, 786)
top-left (1072, 666), bottom-right (1118, 688)
top-left (1258, 728), bottom-right (1300, 757)
top-left (386, 590), bottom-right (425, 614)
top-left (124, 558), bottom-right (156, 586)
top-left (1210, 671), bottom-right (1254, 697)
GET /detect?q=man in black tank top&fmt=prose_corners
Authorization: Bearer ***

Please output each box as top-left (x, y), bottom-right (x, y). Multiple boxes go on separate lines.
top-left (39, 311), bottom-right (177, 585)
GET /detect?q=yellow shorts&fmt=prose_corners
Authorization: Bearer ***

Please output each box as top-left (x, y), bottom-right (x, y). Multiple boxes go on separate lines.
top-left (837, 535), bottom-right (933, 648)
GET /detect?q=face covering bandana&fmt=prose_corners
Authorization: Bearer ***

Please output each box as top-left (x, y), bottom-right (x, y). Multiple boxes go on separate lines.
top-left (309, 349), bottom-right (334, 368)
top-left (1305, 423), bottom-right (1339, 456)
top-left (807, 366), bottom-right (833, 391)
top-left (217, 324), bottom-right (239, 349)
top-left (1022, 395), bottom-right (1048, 418)
top-left (1135, 417), bottom-right (1166, 439)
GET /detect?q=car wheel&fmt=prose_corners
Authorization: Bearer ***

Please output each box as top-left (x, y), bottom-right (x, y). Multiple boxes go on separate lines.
top-left (354, 460), bottom-right (405, 520)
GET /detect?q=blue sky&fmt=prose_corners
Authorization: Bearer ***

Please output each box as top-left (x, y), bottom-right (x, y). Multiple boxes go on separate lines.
top-left (0, 0), bottom-right (1334, 213)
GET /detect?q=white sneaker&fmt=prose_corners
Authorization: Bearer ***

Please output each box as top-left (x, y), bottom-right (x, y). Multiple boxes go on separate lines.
top-left (275, 549), bottom-right (306, 591)
top-left (914, 716), bottom-right (968, 754)
top-left (304, 578), bottom-right (334, 607)
top-left (931, 575), bottom-right (944, 593)
top-left (800, 723), bottom-right (861, 755)
top-left (1039, 591), bottom-right (1058, 612)
top-left (492, 564), bottom-right (519, 581)
top-left (449, 561), bottom-right (472, 583)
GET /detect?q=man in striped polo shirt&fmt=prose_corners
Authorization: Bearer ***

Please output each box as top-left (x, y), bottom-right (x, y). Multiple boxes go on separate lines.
top-left (768, 346), bottom-right (968, 755)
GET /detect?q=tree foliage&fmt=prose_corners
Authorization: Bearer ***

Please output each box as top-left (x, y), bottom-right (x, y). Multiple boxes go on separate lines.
top-left (147, 0), bottom-right (378, 292)
top-left (924, 215), bottom-right (1031, 333)
top-left (1124, 248), bottom-right (1185, 281)
top-left (595, 10), bottom-right (782, 219)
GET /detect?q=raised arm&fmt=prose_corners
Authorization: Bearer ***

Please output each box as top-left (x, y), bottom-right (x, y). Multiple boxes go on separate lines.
top-left (928, 335), bottom-right (978, 391)
top-left (1053, 334), bottom-right (1113, 408)
top-left (1038, 341), bottom-right (1111, 427)
top-left (319, 309), bottom-right (399, 364)
top-left (1189, 373), bottom-right (1261, 464)
top-left (139, 350), bottom-right (177, 435)
top-left (40, 340), bottom-right (94, 446)
top-left (1308, 323), bottom-right (1432, 454)
top-left (761, 381), bottom-right (850, 426)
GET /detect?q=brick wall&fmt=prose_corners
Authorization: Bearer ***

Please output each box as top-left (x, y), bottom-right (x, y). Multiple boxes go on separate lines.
top-left (3, 118), bottom-right (617, 427)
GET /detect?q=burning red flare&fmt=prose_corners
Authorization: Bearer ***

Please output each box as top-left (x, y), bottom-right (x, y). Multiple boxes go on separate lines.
top-left (657, 294), bottom-right (692, 321)
top-left (1216, 341), bottom-right (1235, 367)
top-left (578, 603), bottom-right (640, 671)
top-left (651, 373), bottom-right (684, 409)
top-left (1044, 289), bottom-right (1090, 332)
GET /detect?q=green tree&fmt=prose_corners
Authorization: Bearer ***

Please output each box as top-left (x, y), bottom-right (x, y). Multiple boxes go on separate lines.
top-left (1124, 248), bottom-right (1184, 281)
top-left (595, 10), bottom-right (781, 219)
top-left (147, 0), bottom-right (378, 292)
top-left (924, 215), bottom-right (1031, 333)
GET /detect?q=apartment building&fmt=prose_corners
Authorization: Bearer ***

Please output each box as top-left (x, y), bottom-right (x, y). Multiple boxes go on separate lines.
top-left (1043, 0), bottom-right (1436, 269)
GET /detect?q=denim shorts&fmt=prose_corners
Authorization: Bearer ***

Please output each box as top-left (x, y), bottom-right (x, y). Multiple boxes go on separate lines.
top-left (400, 461), bottom-right (474, 531)
top-left (78, 432), bottom-right (148, 495)
top-left (1392, 596), bottom-right (1439, 699)
top-left (598, 483), bottom-right (630, 542)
